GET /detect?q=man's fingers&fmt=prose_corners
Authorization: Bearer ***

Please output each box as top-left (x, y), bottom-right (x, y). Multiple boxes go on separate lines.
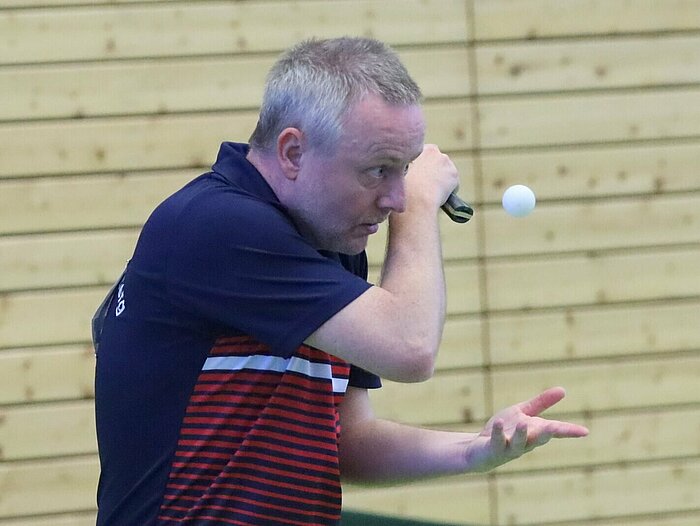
top-left (510, 423), bottom-right (528, 452)
top-left (525, 421), bottom-right (589, 451)
top-left (491, 419), bottom-right (507, 451)
top-left (547, 421), bottom-right (590, 438)
top-left (517, 386), bottom-right (567, 416)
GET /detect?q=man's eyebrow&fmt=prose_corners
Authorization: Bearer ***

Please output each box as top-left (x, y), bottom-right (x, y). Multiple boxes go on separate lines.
top-left (367, 154), bottom-right (410, 165)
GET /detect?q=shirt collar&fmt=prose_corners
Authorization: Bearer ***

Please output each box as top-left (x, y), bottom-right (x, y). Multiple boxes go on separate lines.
top-left (211, 142), bottom-right (279, 204)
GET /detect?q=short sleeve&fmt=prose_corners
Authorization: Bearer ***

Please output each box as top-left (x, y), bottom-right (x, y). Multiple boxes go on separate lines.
top-left (162, 188), bottom-right (372, 357)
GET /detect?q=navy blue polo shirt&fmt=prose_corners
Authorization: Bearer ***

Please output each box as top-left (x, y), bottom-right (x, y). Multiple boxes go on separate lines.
top-left (94, 142), bottom-right (380, 525)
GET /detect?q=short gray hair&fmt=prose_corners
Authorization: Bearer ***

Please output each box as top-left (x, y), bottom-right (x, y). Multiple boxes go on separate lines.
top-left (249, 37), bottom-right (423, 153)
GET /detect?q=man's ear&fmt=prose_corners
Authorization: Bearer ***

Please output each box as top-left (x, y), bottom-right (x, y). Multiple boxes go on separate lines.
top-left (276, 128), bottom-right (304, 181)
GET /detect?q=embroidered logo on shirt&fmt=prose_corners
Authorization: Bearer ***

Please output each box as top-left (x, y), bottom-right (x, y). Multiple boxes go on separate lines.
top-left (115, 282), bottom-right (126, 316)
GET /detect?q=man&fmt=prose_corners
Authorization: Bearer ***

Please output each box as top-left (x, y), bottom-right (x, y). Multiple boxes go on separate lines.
top-left (94, 37), bottom-right (588, 525)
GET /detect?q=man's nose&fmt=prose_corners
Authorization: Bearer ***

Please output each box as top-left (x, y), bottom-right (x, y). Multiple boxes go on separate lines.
top-left (377, 176), bottom-right (406, 214)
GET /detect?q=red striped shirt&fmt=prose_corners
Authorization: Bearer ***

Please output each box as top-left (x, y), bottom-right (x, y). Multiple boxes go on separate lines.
top-left (156, 336), bottom-right (350, 525)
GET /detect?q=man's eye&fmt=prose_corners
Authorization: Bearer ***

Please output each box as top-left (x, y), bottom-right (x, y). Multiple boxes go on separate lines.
top-left (368, 167), bottom-right (386, 179)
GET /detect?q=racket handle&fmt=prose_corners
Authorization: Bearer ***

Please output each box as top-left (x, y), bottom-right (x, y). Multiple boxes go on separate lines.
top-left (441, 192), bottom-right (474, 223)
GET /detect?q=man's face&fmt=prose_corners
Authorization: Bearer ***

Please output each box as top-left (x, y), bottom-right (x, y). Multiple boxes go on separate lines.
top-left (291, 94), bottom-right (425, 254)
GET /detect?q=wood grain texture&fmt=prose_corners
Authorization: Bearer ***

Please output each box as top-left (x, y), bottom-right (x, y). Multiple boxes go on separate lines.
top-left (0, 0), bottom-right (468, 64)
top-left (0, 101), bottom-right (472, 178)
top-left (478, 89), bottom-right (700, 149)
top-left (473, 0), bottom-right (700, 40)
top-left (369, 370), bottom-right (487, 426)
top-left (488, 298), bottom-right (700, 364)
top-left (491, 353), bottom-right (700, 414)
top-left (495, 460), bottom-right (700, 524)
top-left (0, 288), bottom-right (106, 349)
top-left (482, 193), bottom-right (700, 256)
top-left (0, 112), bottom-right (257, 178)
top-left (485, 246), bottom-right (700, 310)
top-left (344, 477), bottom-right (491, 525)
top-left (0, 47), bottom-right (470, 121)
top-left (496, 406), bottom-right (700, 472)
top-left (0, 513), bottom-right (97, 526)
top-left (477, 34), bottom-right (700, 94)
top-left (0, 345), bottom-right (95, 404)
top-left (2, 1), bottom-right (700, 524)
top-left (479, 140), bottom-right (700, 201)
top-left (0, 171), bottom-right (197, 234)
top-left (0, 230), bottom-right (136, 291)
top-left (439, 316), bottom-right (485, 369)
top-left (0, 456), bottom-right (98, 517)
top-left (0, 401), bottom-right (96, 461)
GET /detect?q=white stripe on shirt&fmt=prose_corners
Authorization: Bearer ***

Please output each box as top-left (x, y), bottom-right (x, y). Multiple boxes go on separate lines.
top-left (202, 355), bottom-right (349, 393)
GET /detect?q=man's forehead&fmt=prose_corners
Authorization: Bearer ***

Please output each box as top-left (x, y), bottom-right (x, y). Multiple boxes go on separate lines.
top-left (368, 116), bottom-right (424, 152)
top-left (363, 139), bottom-right (424, 163)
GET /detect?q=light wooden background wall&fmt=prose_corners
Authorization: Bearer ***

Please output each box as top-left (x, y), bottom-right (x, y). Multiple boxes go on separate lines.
top-left (1, 1), bottom-right (699, 524)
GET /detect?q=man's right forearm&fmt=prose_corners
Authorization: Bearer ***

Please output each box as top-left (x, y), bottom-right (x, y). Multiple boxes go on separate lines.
top-left (376, 207), bottom-right (447, 378)
top-left (303, 210), bottom-right (446, 383)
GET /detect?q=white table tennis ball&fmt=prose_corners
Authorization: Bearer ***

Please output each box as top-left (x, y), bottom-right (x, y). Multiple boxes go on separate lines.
top-left (502, 184), bottom-right (536, 217)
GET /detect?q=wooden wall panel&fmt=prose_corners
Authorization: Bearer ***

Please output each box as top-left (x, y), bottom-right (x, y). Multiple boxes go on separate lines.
top-left (0, 171), bottom-right (197, 234)
top-left (0, 513), bottom-right (97, 526)
top-left (369, 371), bottom-right (487, 426)
top-left (0, 102), bottom-right (471, 178)
top-left (0, 401), bottom-right (95, 461)
top-left (483, 194), bottom-right (700, 256)
top-left (479, 141), bottom-right (700, 201)
top-left (0, 57), bottom-right (270, 121)
top-left (0, 47), bottom-right (470, 121)
top-left (610, 513), bottom-right (700, 526)
top-left (0, 112), bottom-right (257, 178)
top-left (477, 35), bottom-right (700, 94)
top-left (0, 457), bottom-right (98, 517)
top-left (0, 0), bottom-right (467, 64)
top-left (1, 1), bottom-right (699, 524)
top-left (0, 231), bottom-right (136, 291)
top-left (344, 478), bottom-right (491, 525)
top-left (0, 345), bottom-right (95, 404)
top-left (473, 0), bottom-right (700, 39)
top-left (4, 0), bottom-right (157, 6)
top-left (479, 89), bottom-right (700, 149)
top-left (0, 288), bottom-right (104, 349)
top-left (491, 355), bottom-right (700, 414)
top-left (440, 317), bottom-right (484, 369)
top-left (495, 460), bottom-right (700, 524)
top-left (486, 246), bottom-right (700, 310)
top-left (446, 263), bottom-right (481, 315)
top-left (497, 406), bottom-right (700, 472)
top-left (488, 299), bottom-right (700, 364)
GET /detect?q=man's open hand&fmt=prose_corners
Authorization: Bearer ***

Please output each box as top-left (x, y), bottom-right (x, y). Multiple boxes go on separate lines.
top-left (464, 387), bottom-right (589, 472)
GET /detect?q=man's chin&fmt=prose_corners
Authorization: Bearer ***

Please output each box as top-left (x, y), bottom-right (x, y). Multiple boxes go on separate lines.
top-left (325, 236), bottom-right (369, 256)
